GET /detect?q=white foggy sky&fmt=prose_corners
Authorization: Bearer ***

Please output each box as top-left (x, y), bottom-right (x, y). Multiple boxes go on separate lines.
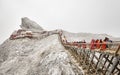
top-left (0, 0), bottom-right (120, 44)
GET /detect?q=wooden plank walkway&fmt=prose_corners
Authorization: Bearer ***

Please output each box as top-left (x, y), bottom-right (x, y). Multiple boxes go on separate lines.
top-left (58, 33), bottom-right (120, 75)
top-left (64, 45), bottom-right (120, 75)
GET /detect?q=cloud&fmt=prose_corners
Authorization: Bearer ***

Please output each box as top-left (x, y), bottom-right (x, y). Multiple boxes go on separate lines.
top-left (0, 0), bottom-right (120, 44)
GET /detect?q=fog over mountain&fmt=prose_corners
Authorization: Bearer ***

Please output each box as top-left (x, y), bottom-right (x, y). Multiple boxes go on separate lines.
top-left (1, 0), bottom-right (120, 44)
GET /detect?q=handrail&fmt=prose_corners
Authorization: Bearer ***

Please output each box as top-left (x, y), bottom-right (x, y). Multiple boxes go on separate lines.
top-left (58, 34), bottom-right (120, 75)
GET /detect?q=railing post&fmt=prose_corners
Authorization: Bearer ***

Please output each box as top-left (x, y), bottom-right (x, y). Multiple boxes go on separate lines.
top-left (115, 45), bottom-right (120, 56)
top-left (95, 53), bottom-right (104, 74)
top-left (87, 50), bottom-right (95, 74)
top-left (106, 56), bottom-right (119, 75)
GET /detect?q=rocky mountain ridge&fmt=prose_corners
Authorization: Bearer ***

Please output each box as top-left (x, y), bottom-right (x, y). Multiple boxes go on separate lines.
top-left (0, 17), bottom-right (83, 75)
top-left (0, 17), bottom-right (119, 75)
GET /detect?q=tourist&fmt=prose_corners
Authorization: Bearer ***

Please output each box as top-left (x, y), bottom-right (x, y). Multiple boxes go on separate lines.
top-left (90, 39), bottom-right (96, 50)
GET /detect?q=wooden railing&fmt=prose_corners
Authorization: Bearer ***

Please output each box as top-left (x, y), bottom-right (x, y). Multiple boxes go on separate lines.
top-left (64, 41), bottom-right (120, 55)
top-left (58, 33), bottom-right (120, 75)
top-left (64, 44), bottom-right (120, 75)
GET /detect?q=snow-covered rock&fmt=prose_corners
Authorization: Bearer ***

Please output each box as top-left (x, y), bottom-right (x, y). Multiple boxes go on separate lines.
top-left (0, 17), bottom-right (120, 75)
top-left (0, 34), bottom-right (83, 75)
top-left (20, 17), bottom-right (44, 32)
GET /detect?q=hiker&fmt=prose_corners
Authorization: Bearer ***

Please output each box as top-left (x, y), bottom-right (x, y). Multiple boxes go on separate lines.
top-left (101, 40), bottom-right (107, 50)
top-left (73, 41), bottom-right (77, 46)
top-left (74, 41), bottom-right (77, 46)
top-left (82, 40), bottom-right (86, 49)
top-left (77, 41), bottom-right (81, 48)
top-left (106, 37), bottom-right (113, 49)
top-left (76, 41), bottom-right (81, 48)
top-left (25, 31), bottom-right (33, 38)
top-left (59, 30), bottom-right (63, 36)
top-left (90, 39), bottom-right (96, 50)
top-left (10, 31), bottom-right (18, 40)
top-left (62, 36), bottom-right (67, 44)
top-left (103, 37), bottom-right (113, 49)
top-left (100, 39), bottom-right (102, 46)
top-left (108, 39), bottom-right (113, 49)
top-left (100, 37), bottom-right (109, 50)
top-left (96, 39), bottom-right (100, 49)
top-left (104, 37), bottom-right (109, 48)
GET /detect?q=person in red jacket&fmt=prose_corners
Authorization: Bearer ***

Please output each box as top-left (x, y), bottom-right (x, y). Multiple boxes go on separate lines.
top-left (82, 40), bottom-right (86, 49)
top-left (90, 39), bottom-right (96, 50)
top-left (101, 38), bottom-right (107, 50)
top-left (96, 39), bottom-right (100, 49)
top-left (101, 41), bottom-right (107, 50)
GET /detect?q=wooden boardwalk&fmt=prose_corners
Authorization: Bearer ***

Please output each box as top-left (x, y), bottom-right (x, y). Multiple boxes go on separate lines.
top-left (9, 29), bottom-right (120, 75)
top-left (64, 44), bottom-right (120, 75)
top-left (58, 33), bottom-right (120, 75)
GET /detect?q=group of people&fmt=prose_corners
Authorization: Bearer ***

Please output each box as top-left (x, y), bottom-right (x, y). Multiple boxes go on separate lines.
top-left (61, 34), bottom-right (112, 50)
top-left (90, 37), bottom-right (112, 50)
top-left (59, 30), bottom-right (113, 50)
top-left (10, 29), bottom-right (33, 40)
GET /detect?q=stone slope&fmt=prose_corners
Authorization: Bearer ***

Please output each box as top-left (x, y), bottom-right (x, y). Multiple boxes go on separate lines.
top-left (0, 34), bottom-right (83, 75)
top-left (1, 17), bottom-right (119, 75)
top-left (20, 17), bottom-right (44, 32)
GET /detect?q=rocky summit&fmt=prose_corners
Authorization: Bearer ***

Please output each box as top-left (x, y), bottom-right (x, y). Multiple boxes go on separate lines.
top-left (0, 17), bottom-right (119, 75)
top-left (20, 17), bottom-right (44, 32)
top-left (0, 17), bottom-right (83, 75)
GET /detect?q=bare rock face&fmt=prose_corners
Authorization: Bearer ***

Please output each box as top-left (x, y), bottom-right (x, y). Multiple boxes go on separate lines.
top-left (20, 17), bottom-right (44, 32)
top-left (0, 18), bottom-right (83, 75)
top-left (0, 35), bottom-right (83, 75)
